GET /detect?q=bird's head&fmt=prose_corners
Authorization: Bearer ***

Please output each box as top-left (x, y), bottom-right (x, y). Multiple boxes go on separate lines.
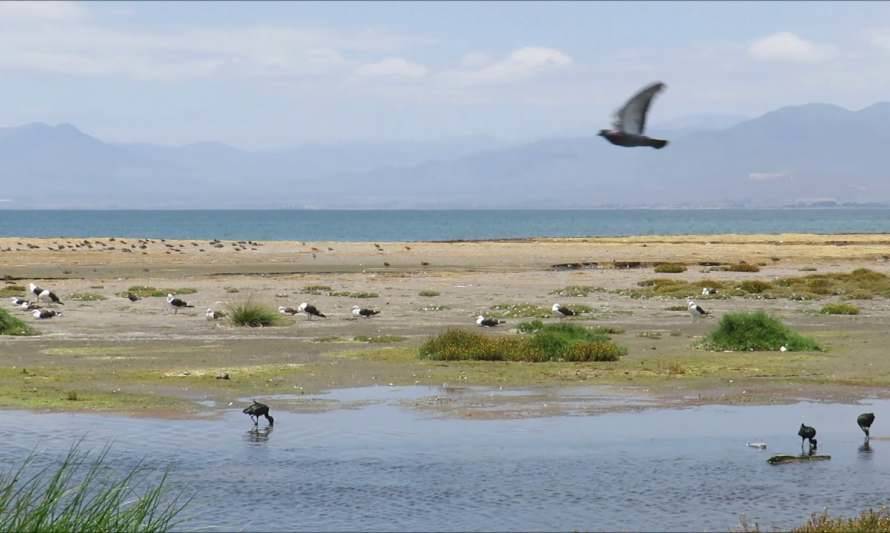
top-left (166, 294), bottom-right (174, 301)
top-left (476, 315), bottom-right (484, 323)
top-left (278, 306), bottom-right (286, 312)
top-left (297, 302), bottom-right (308, 312)
top-left (552, 303), bottom-right (561, 311)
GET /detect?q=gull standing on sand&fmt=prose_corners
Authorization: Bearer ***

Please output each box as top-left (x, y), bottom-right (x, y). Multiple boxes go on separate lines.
top-left (476, 315), bottom-right (505, 328)
top-left (352, 305), bottom-right (380, 318)
top-left (166, 294), bottom-right (193, 314)
top-left (598, 81), bottom-right (669, 149)
top-left (30, 283), bottom-right (63, 305)
top-left (687, 297), bottom-right (709, 320)
top-left (552, 303), bottom-right (576, 318)
top-left (297, 302), bottom-right (326, 320)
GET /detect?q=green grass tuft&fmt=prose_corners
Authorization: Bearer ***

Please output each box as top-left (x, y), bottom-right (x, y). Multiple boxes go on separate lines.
top-left (723, 262), bottom-right (761, 272)
top-left (69, 292), bottom-right (107, 302)
top-left (353, 335), bottom-right (407, 344)
top-left (654, 263), bottom-right (687, 273)
top-left (119, 286), bottom-right (197, 298)
top-left (820, 303), bottom-right (860, 315)
top-left (0, 309), bottom-right (37, 336)
top-left (418, 290), bottom-right (440, 297)
top-left (0, 285), bottom-right (25, 298)
top-left (301, 285), bottom-right (332, 295)
top-left (487, 303), bottom-right (551, 319)
top-left (419, 322), bottom-right (625, 362)
top-left (330, 291), bottom-right (379, 298)
top-left (0, 443), bottom-right (187, 532)
top-left (549, 285), bottom-right (602, 297)
top-left (226, 300), bottom-right (282, 327)
top-left (792, 508), bottom-right (890, 533)
top-left (703, 311), bottom-right (821, 352)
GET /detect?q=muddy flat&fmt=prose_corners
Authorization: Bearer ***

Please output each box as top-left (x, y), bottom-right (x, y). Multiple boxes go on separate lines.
top-left (2, 233), bottom-right (890, 417)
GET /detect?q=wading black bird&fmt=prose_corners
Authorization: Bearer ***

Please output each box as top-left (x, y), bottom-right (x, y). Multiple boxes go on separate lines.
top-left (297, 302), bottom-right (326, 320)
top-left (798, 423), bottom-right (817, 453)
top-left (243, 400), bottom-right (274, 426)
top-left (858, 412), bottom-right (875, 440)
top-left (352, 305), bottom-right (380, 318)
top-left (598, 81), bottom-right (669, 149)
top-left (552, 303), bottom-right (576, 317)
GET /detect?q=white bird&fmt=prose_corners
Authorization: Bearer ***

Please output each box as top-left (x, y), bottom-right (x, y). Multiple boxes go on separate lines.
top-left (205, 308), bottom-right (226, 320)
top-left (278, 306), bottom-right (299, 316)
top-left (746, 441), bottom-right (768, 450)
top-left (166, 294), bottom-right (193, 314)
top-left (687, 297), bottom-right (709, 320)
top-left (552, 303), bottom-right (577, 318)
top-left (33, 309), bottom-right (61, 319)
top-left (701, 287), bottom-right (717, 296)
top-left (476, 315), bottom-right (505, 328)
top-left (297, 302), bottom-right (326, 320)
top-left (352, 305), bottom-right (380, 318)
top-left (598, 82), bottom-right (669, 149)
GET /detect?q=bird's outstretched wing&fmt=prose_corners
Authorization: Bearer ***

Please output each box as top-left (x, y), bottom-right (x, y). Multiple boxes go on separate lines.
top-left (612, 82), bottom-right (666, 135)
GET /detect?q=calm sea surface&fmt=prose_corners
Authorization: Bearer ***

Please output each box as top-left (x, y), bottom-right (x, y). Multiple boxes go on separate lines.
top-left (2, 390), bottom-right (888, 532)
top-left (3, 209), bottom-right (890, 241)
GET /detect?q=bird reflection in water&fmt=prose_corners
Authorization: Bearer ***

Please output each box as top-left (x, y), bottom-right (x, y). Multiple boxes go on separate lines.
top-left (245, 426), bottom-right (273, 444)
top-left (859, 440), bottom-right (873, 455)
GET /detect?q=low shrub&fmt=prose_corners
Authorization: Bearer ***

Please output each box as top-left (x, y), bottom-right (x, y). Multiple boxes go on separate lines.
top-left (723, 262), bottom-right (761, 272)
top-left (0, 309), bottom-right (36, 336)
top-left (69, 292), bottom-right (107, 301)
top-left (654, 263), bottom-right (687, 274)
top-left (487, 303), bottom-right (551, 319)
top-left (549, 285), bottom-right (602, 297)
top-left (226, 301), bottom-right (281, 327)
top-left (703, 311), bottom-right (821, 352)
top-left (418, 290), bottom-right (440, 297)
top-left (820, 303), bottom-right (860, 315)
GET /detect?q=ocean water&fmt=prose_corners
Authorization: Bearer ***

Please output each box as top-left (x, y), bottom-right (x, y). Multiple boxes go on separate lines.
top-left (3, 209), bottom-right (890, 241)
top-left (1, 392), bottom-right (888, 532)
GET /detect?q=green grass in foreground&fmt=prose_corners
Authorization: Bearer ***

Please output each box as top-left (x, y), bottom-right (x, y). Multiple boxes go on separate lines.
top-left (226, 301), bottom-right (282, 327)
top-left (792, 508), bottom-right (890, 532)
top-left (703, 311), bottom-right (821, 352)
top-left (0, 309), bottom-right (36, 336)
top-left (0, 444), bottom-right (187, 532)
top-left (419, 321), bottom-right (626, 362)
top-left (820, 303), bottom-right (860, 315)
top-left (119, 286), bottom-right (197, 298)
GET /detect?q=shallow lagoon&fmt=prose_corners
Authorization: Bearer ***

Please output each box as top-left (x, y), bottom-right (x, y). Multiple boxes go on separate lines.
top-left (2, 387), bottom-right (889, 532)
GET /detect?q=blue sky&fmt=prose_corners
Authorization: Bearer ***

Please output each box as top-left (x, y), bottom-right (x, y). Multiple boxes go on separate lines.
top-left (1, 1), bottom-right (889, 148)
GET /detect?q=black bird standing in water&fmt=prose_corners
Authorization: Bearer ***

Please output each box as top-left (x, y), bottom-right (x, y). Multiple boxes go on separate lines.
top-left (858, 412), bottom-right (875, 440)
top-left (798, 423), bottom-right (817, 453)
top-left (243, 400), bottom-right (274, 427)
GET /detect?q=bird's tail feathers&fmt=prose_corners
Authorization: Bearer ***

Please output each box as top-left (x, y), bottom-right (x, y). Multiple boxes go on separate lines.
top-left (650, 139), bottom-right (668, 149)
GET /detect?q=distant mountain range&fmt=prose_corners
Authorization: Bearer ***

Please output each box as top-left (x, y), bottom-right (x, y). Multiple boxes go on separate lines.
top-left (2, 103), bottom-right (889, 208)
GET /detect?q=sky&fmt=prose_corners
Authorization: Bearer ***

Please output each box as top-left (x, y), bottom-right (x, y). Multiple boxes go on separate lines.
top-left (1, 1), bottom-right (889, 148)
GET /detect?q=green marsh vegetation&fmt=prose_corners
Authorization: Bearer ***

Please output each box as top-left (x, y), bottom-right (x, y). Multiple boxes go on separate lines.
top-left (118, 286), bottom-right (197, 298)
top-left (419, 321), bottom-right (626, 362)
top-left (703, 311), bottom-right (821, 352)
top-left (226, 300), bottom-right (282, 327)
top-left (549, 286), bottom-right (604, 297)
top-left (820, 303), bottom-right (860, 315)
top-left (0, 309), bottom-right (36, 336)
top-left (630, 269), bottom-right (890, 301)
top-left (68, 292), bottom-right (107, 302)
top-left (486, 303), bottom-right (551, 319)
top-left (418, 290), bottom-right (440, 297)
top-left (653, 263), bottom-right (687, 273)
top-left (0, 285), bottom-right (25, 298)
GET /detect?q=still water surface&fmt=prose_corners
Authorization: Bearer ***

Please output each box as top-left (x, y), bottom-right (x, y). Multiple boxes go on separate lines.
top-left (1, 387), bottom-right (888, 532)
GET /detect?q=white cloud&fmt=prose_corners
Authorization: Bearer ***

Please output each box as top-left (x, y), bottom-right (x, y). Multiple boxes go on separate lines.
top-left (0, 1), bottom-right (84, 22)
top-left (356, 57), bottom-right (428, 79)
top-left (868, 28), bottom-right (890, 52)
top-left (748, 32), bottom-right (837, 63)
top-left (441, 47), bottom-right (573, 87)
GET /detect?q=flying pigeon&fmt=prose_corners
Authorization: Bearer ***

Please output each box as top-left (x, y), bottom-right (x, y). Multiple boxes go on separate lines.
top-left (476, 315), bottom-right (505, 328)
top-left (598, 81), bottom-right (668, 149)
